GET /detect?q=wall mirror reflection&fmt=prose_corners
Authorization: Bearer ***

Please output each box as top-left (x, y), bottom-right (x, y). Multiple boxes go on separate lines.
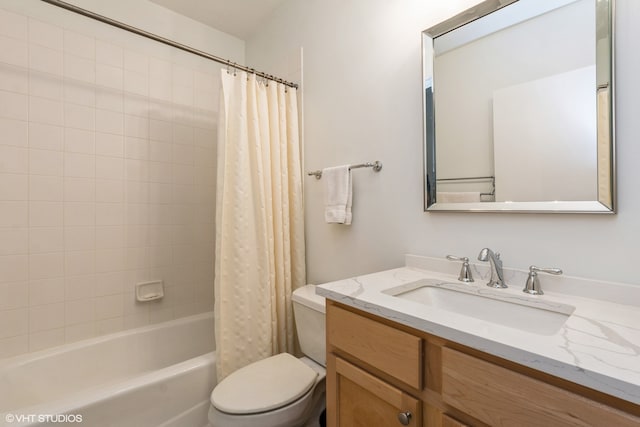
top-left (422, 0), bottom-right (615, 213)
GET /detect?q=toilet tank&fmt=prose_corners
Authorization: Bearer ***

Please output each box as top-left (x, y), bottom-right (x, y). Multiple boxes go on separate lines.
top-left (292, 285), bottom-right (326, 366)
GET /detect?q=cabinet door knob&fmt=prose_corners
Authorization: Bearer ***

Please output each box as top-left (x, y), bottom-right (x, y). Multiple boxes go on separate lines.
top-left (397, 411), bottom-right (412, 425)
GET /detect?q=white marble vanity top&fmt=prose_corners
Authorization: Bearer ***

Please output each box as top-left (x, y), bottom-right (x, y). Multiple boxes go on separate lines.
top-left (316, 255), bottom-right (640, 405)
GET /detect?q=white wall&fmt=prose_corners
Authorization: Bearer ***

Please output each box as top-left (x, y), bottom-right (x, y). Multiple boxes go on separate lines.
top-left (0, 0), bottom-right (243, 358)
top-left (435, 0), bottom-right (594, 186)
top-left (246, 0), bottom-right (640, 287)
top-left (493, 66), bottom-right (597, 202)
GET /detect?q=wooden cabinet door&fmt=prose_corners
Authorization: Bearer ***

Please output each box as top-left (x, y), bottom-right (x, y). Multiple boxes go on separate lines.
top-left (441, 347), bottom-right (640, 427)
top-left (441, 414), bottom-right (468, 427)
top-left (423, 403), bottom-right (470, 427)
top-left (328, 355), bottom-right (421, 427)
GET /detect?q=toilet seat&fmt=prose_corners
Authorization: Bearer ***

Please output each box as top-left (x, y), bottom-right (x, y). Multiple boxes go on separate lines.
top-left (211, 353), bottom-right (318, 415)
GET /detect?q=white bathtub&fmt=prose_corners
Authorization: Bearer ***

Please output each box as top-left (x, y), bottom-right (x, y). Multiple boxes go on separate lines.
top-left (0, 312), bottom-right (216, 427)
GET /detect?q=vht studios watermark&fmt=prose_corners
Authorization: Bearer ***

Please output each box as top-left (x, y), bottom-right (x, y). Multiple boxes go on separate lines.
top-left (5, 413), bottom-right (83, 424)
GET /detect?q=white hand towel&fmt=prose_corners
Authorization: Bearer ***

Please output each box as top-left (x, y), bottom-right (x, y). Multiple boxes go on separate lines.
top-left (323, 165), bottom-right (352, 224)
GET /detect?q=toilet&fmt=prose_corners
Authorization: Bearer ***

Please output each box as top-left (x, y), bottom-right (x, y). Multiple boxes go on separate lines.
top-left (208, 285), bottom-right (326, 427)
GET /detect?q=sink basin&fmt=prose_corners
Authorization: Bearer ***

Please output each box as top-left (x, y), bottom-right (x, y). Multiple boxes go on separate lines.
top-left (383, 279), bottom-right (575, 336)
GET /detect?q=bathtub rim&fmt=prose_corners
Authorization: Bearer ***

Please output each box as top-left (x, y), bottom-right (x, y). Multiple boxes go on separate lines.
top-left (1, 352), bottom-right (216, 425)
top-left (0, 311), bottom-right (214, 370)
top-left (0, 311), bottom-right (216, 421)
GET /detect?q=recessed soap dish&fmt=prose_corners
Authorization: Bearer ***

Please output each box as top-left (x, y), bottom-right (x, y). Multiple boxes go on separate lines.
top-left (136, 280), bottom-right (164, 302)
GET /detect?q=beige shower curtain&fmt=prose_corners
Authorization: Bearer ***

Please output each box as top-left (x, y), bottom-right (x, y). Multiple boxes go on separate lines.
top-left (214, 70), bottom-right (305, 380)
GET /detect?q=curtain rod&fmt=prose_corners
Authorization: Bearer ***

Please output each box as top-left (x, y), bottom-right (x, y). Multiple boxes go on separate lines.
top-left (40, 0), bottom-right (299, 89)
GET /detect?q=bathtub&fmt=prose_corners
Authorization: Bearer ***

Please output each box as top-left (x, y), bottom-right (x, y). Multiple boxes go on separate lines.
top-left (0, 312), bottom-right (216, 427)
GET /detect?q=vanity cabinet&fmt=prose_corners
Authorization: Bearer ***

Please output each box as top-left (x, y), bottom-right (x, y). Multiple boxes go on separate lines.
top-left (329, 355), bottom-right (421, 426)
top-left (327, 303), bottom-right (423, 426)
top-left (440, 414), bottom-right (468, 427)
top-left (326, 301), bottom-right (640, 427)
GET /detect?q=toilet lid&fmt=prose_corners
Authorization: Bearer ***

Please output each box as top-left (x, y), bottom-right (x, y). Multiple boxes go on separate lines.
top-left (211, 353), bottom-right (318, 415)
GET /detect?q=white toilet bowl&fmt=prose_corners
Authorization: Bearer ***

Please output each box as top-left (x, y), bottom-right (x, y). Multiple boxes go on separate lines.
top-left (208, 285), bottom-right (326, 427)
top-left (208, 355), bottom-right (325, 427)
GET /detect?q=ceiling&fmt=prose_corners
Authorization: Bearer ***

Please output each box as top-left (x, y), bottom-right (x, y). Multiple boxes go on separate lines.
top-left (149, 0), bottom-right (288, 40)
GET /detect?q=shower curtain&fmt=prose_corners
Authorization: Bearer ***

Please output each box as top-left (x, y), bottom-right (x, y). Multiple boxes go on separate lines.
top-left (214, 70), bottom-right (306, 380)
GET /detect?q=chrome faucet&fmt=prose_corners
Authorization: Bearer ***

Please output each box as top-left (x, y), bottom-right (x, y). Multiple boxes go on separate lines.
top-left (477, 248), bottom-right (507, 288)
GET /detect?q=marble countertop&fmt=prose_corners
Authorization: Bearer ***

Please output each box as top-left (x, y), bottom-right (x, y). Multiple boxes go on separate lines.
top-left (316, 255), bottom-right (640, 405)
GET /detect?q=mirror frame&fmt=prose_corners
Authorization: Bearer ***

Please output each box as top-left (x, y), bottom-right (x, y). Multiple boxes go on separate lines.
top-left (422, 0), bottom-right (616, 213)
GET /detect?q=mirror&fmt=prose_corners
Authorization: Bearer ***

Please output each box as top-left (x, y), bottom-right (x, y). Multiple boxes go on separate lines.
top-left (422, 0), bottom-right (615, 213)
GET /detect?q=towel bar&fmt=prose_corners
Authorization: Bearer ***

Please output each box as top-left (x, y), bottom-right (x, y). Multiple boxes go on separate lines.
top-left (437, 175), bottom-right (495, 197)
top-left (307, 161), bottom-right (382, 179)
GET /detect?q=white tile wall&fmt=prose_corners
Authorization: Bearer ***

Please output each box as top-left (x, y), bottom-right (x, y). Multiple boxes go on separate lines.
top-left (0, 37), bottom-right (28, 70)
top-left (0, 7), bottom-right (218, 358)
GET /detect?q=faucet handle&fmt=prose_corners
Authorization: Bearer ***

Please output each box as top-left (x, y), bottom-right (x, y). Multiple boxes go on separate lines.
top-left (523, 265), bottom-right (563, 295)
top-left (530, 266), bottom-right (562, 275)
top-left (446, 255), bottom-right (474, 283)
